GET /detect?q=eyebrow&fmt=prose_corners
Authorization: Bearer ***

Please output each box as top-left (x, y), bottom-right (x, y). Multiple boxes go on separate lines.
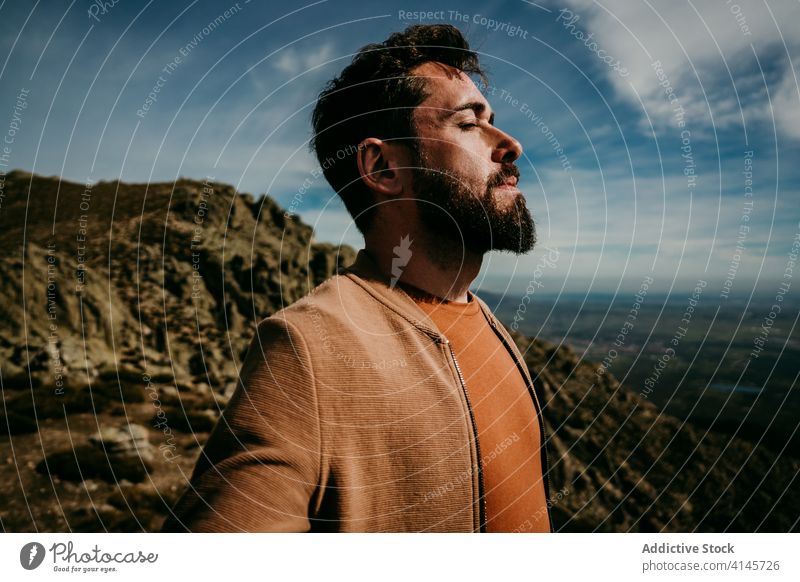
top-left (447, 101), bottom-right (495, 125)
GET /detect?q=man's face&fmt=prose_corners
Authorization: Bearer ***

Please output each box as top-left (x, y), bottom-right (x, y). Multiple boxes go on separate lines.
top-left (407, 61), bottom-right (535, 255)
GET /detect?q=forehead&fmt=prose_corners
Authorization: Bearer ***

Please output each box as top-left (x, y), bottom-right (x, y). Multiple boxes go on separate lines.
top-left (409, 61), bottom-right (488, 119)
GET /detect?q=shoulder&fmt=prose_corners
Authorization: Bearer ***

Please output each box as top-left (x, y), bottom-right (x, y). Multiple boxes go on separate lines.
top-left (266, 272), bottom-right (375, 331)
top-left (243, 274), bottom-right (372, 368)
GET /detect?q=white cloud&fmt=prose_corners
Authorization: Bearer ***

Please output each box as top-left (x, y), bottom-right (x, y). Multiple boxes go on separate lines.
top-left (771, 64), bottom-right (800, 139)
top-left (558, 0), bottom-right (800, 139)
top-left (272, 42), bottom-right (336, 76)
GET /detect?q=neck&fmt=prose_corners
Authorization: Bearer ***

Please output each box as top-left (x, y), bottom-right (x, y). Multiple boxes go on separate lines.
top-left (364, 231), bottom-right (483, 303)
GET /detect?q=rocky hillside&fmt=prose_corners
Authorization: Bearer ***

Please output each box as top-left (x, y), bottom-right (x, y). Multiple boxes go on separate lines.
top-left (0, 170), bottom-right (796, 532)
top-left (512, 335), bottom-right (798, 532)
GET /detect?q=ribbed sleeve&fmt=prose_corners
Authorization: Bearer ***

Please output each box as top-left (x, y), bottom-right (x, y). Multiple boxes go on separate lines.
top-left (161, 315), bottom-right (321, 532)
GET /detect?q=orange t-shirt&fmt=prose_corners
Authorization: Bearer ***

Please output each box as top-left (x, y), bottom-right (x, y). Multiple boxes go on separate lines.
top-left (403, 285), bottom-right (550, 532)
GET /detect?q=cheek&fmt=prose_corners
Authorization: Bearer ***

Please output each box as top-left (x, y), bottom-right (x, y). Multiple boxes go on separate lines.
top-left (419, 132), bottom-right (492, 184)
top-left (438, 140), bottom-right (489, 176)
top-left (455, 153), bottom-right (492, 186)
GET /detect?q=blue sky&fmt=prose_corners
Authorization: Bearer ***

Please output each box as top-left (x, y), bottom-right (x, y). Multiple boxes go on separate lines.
top-left (1, 0), bottom-right (798, 297)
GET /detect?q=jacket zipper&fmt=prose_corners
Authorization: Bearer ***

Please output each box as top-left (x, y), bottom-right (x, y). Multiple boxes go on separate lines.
top-left (442, 338), bottom-right (487, 533)
top-left (486, 317), bottom-right (555, 533)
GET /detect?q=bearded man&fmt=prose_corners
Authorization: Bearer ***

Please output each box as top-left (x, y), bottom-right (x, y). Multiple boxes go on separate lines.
top-left (163, 23), bottom-right (552, 533)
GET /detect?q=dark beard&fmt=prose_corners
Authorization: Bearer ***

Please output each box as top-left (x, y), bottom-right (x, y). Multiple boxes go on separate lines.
top-left (411, 155), bottom-right (536, 256)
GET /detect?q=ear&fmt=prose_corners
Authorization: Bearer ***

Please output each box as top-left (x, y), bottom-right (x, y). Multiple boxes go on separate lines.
top-left (356, 137), bottom-right (406, 197)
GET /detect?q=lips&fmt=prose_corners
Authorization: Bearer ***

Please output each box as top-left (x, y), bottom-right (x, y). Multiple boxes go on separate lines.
top-left (488, 165), bottom-right (521, 193)
top-left (495, 176), bottom-right (519, 191)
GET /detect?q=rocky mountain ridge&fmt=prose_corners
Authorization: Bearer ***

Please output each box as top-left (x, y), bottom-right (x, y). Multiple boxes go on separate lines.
top-left (0, 170), bottom-right (796, 532)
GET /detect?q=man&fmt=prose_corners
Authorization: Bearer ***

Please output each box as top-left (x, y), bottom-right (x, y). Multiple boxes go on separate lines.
top-left (162, 24), bottom-right (552, 533)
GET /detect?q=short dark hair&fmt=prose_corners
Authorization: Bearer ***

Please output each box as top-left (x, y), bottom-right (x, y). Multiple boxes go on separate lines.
top-left (310, 24), bottom-right (486, 236)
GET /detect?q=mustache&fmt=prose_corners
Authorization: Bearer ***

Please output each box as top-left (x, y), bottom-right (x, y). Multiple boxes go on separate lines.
top-left (487, 164), bottom-right (521, 189)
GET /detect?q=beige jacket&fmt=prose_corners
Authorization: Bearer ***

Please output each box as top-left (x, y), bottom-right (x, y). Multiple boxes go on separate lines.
top-left (162, 249), bottom-right (552, 532)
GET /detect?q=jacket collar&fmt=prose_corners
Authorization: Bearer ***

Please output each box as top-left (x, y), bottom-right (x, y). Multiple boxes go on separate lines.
top-left (340, 248), bottom-right (504, 340)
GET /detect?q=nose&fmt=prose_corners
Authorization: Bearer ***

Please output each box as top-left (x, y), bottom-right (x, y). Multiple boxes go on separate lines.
top-left (491, 126), bottom-right (523, 164)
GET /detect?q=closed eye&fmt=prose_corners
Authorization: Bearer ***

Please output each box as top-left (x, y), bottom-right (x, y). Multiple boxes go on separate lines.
top-left (449, 101), bottom-right (495, 127)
